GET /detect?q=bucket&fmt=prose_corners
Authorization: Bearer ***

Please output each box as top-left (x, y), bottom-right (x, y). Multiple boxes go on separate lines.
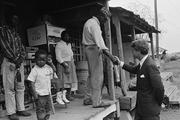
top-left (75, 61), bottom-right (89, 94)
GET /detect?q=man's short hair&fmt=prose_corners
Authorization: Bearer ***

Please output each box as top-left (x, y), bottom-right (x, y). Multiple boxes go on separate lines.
top-left (131, 39), bottom-right (149, 55)
top-left (61, 30), bottom-right (70, 39)
top-left (100, 7), bottom-right (111, 18)
top-left (94, 7), bottom-right (111, 18)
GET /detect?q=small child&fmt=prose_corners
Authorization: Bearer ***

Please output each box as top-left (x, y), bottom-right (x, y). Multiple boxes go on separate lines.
top-left (27, 49), bottom-right (53, 120)
top-left (27, 50), bottom-right (69, 120)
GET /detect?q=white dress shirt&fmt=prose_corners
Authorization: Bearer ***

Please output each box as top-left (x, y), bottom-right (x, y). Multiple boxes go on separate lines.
top-left (55, 40), bottom-right (73, 63)
top-left (139, 55), bottom-right (148, 68)
top-left (82, 16), bottom-right (108, 50)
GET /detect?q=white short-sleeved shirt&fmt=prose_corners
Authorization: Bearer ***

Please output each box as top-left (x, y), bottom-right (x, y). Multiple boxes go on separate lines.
top-left (27, 64), bottom-right (56, 96)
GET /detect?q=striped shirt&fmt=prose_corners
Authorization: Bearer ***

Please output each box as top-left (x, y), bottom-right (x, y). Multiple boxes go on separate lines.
top-left (0, 26), bottom-right (25, 63)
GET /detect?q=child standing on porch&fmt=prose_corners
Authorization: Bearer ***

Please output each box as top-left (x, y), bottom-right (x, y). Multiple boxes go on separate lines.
top-left (27, 49), bottom-right (56, 120)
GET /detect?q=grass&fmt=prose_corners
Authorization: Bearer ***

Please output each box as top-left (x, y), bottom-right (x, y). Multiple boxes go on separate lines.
top-left (160, 58), bottom-right (180, 119)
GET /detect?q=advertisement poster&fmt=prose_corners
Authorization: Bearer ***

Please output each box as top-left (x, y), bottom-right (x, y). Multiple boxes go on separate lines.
top-left (27, 25), bottom-right (47, 46)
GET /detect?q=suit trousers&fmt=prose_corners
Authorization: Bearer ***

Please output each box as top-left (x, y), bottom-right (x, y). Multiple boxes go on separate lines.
top-left (135, 112), bottom-right (160, 120)
top-left (84, 45), bottom-right (104, 106)
top-left (1, 58), bottom-right (25, 115)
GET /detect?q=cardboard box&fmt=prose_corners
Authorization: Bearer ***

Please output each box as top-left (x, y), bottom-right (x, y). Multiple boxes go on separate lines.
top-left (27, 25), bottom-right (47, 46)
top-left (27, 24), bottom-right (65, 46)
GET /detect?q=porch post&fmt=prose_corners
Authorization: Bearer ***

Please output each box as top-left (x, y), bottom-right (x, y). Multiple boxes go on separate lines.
top-left (131, 26), bottom-right (136, 41)
top-left (130, 25), bottom-right (138, 65)
top-left (104, 2), bottom-right (116, 101)
top-left (112, 15), bottom-right (127, 96)
top-left (149, 33), bottom-right (155, 59)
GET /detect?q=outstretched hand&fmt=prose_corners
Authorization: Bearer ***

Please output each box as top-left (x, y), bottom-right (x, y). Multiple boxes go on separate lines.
top-left (112, 56), bottom-right (119, 65)
top-left (113, 56), bottom-right (124, 67)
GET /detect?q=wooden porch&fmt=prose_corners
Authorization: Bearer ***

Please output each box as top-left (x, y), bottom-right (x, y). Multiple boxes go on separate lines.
top-left (0, 95), bottom-right (120, 120)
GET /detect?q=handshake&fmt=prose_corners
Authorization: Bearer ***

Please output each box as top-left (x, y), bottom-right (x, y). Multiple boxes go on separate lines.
top-left (102, 49), bottom-right (124, 66)
top-left (112, 56), bottom-right (120, 65)
top-left (112, 56), bottom-right (124, 66)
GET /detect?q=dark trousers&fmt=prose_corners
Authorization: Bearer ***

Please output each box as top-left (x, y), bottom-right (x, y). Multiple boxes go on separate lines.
top-left (35, 95), bottom-right (51, 120)
top-left (135, 112), bottom-right (160, 120)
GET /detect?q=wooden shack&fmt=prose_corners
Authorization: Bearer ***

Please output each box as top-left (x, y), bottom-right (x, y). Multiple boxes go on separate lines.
top-left (110, 7), bottom-right (159, 87)
top-left (0, 0), bottom-right (159, 120)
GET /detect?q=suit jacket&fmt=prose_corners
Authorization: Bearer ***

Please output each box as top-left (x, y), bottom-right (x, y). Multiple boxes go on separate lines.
top-left (123, 56), bottom-right (164, 117)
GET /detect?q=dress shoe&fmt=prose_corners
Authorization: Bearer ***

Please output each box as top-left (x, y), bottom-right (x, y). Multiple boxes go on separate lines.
top-left (16, 111), bottom-right (31, 117)
top-left (83, 98), bottom-right (93, 105)
top-left (93, 102), bottom-right (111, 108)
top-left (8, 113), bottom-right (19, 120)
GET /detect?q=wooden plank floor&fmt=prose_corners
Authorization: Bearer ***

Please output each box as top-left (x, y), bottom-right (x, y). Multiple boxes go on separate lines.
top-left (0, 98), bottom-right (118, 120)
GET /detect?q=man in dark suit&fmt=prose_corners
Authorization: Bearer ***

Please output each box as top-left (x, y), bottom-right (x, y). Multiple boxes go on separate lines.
top-left (118, 39), bottom-right (164, 120)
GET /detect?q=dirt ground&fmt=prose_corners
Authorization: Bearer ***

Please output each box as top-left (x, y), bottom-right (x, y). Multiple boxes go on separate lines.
top-left (160, 59), bottom-right (180, 120)
top-left (160, 59), bottom-right (180, 88)
top-left (161, 108), bottom-right (180, 120)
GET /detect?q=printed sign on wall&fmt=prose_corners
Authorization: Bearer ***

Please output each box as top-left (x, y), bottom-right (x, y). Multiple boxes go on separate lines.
top-left (27, 25), bottom-right (47, 46)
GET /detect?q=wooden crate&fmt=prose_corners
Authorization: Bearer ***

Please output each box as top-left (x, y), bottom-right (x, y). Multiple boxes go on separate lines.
top-left (119, 91), bottom-right (137, 111)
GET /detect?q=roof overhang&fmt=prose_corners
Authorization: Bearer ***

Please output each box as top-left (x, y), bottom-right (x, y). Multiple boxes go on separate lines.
top-left (110, 7), bottom-right (160, 34)
top-left (1, 0), bottom-right (108, 14)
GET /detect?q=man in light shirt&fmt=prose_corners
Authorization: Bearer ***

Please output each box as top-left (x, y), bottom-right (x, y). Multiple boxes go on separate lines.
top-left (118, 39), bottom-right (164, 120)
top-left (82, 7), bottom-right (119, 108)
